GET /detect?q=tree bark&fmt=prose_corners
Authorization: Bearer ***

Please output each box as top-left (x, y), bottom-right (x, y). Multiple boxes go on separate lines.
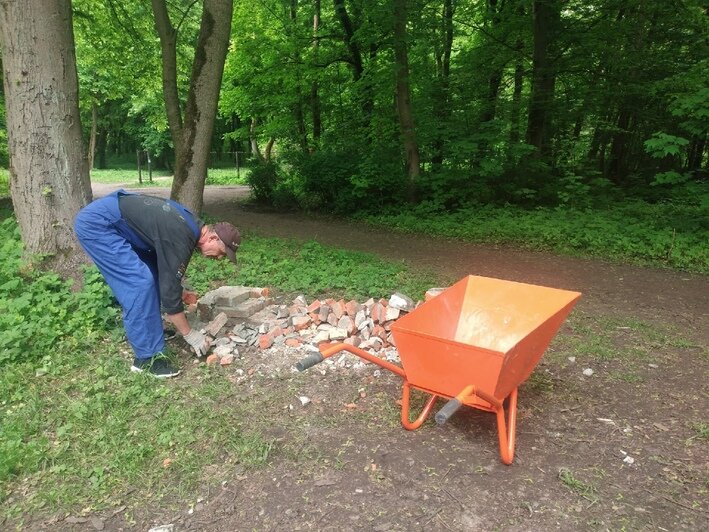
top-left (88, 100), bottom-right (98, 170)
top-left (151, 0), bottom-right (233, 214)
top-left (431, 0), bottom-right (454, 167)
top-left (334, 0), bottom-right (373, 121)
top-left (393, 0), bottom-right (421, 197)
top-left (526, 0), bottom-right (560, 159)
top-left (311, 0), bottom-right (322, 144)
top-left (0, 0), bottom-right (91, 258)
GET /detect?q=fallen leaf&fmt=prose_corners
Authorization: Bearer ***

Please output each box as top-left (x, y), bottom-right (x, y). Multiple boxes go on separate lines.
top-left (344, 403), bottom-right (358, 409)
top-left (163, 458), bottom-right (172, 468)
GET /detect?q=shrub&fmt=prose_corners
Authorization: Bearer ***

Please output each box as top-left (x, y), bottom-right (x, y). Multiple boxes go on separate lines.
top-left (246, 162), bottom-right (279, 203)
top-left (0, 218), bottom-right (119, 366)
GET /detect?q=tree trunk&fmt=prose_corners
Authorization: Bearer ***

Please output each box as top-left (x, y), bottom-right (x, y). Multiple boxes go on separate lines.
top-left (88, 100), bottom-right (98, 170)
top-left (311, 0), bottom-right (322, 144)
top-left (431, 0), bottom-right (454, 167)
top-left (0, 0), bottom-right (91, 258)
top-left (526, 0), bottom-right (559, 159)
top-left (152, 0), bottom-right (233, 214)
top-left (393, 0), bottom-right (421, 197)
top-left (250, 118), bottom-right (264, 162)
top-left (509, 56), bottom-right (524, 144)
top-left (334, 0), bottom-right (373, 121)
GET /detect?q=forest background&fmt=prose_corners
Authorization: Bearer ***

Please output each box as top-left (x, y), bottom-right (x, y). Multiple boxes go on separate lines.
top-left (0, 0), bottom-right (707, 273)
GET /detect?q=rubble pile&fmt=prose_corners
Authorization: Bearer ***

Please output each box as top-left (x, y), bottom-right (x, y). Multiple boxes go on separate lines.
top-left (185, 285), bottom-right (448, 368)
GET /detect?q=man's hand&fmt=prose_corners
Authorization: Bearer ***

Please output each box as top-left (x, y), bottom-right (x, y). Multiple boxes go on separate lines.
top-left (184, 329), bottom-right (210, 357)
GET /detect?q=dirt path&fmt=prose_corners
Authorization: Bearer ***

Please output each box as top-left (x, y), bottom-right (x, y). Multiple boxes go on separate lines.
top-left (94, 183), bottom-right (708, 342)
top-left (85, 183), bottom-right (708, 531)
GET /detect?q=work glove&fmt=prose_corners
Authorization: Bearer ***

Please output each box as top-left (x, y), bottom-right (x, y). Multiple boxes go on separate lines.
top-left (184, 329), bottom-right (210, 357)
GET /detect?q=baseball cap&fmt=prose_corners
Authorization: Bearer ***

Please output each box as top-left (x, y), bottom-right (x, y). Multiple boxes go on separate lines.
top-left (213, 222), bottom-right (241, 264)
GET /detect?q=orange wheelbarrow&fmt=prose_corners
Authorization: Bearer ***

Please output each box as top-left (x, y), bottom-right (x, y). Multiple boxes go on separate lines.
top-left (296, 275), bottom-right (581, 465)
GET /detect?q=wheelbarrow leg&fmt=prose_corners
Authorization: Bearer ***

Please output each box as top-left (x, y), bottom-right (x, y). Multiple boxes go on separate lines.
top-left (495, 387), bottom-right (518, 465)
top-left (400, 381), bottom-right (439, 430)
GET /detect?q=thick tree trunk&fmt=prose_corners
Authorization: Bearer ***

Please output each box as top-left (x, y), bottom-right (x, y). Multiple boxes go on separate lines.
top-left (0, 0), bottom-right (91, 258)
top-left (393, 0), bottom-right (421, 198)
top-left (152, 0), bottom-right (233, 214)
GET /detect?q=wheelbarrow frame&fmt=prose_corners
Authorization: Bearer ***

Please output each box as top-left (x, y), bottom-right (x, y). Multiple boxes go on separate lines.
top-left (297, 342), bottom-right (519, 465)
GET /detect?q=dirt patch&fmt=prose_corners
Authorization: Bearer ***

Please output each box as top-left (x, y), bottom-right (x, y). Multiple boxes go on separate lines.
top-left (31, 184), bottom-right (707, 531)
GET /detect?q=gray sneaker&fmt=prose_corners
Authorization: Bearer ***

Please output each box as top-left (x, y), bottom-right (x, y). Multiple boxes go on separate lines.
top-left (131, 355), bottom-right (180, 378)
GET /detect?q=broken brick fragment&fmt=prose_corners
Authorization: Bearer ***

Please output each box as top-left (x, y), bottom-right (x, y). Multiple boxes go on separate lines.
top-left (285, 337), bottom-right (303, 347)
top-left (258, 335), bottom-right (274, 350)
top-left (292, 315), bottom-right (312, 331)
top-left (182, 290), bottom-right (198, 305)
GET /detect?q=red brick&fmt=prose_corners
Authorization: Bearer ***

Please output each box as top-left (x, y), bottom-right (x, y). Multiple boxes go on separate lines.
top-left (285, 337), bottom-right (303, 348)
top-left (268, 326), bottom-right (284, 338)
top-left (332, 300), bottom-right (346, 319)
top-left (292, 315), bottom-right (312, 331)
top-left (372, 324), bottom-right (387, 341)
top-left (182, 290), bottom-right (198, 305)
top-left (258, 335), bottom-right (274, 350)
top-left (206, 354), bottom-right (220, 366)
top-left (345, 300), bottom-right (361, 317)
top-left (307, 300), bottom-right (321, 313)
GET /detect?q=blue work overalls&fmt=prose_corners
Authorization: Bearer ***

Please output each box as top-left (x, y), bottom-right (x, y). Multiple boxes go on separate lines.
top-left (74, 191), bottom-right (199, 359)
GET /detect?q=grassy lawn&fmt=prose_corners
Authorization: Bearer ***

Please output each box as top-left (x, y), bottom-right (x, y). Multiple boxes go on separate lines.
top-left (89, 167), bottom-right (250, 187)
top-left (357, 201), bottom-right (709, 273)
top-left (0, 207), bottom-right (440, 517)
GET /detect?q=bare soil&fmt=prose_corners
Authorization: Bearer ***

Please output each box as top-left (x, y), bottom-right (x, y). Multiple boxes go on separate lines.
top-left (44, 185), bottom-right (708, 531)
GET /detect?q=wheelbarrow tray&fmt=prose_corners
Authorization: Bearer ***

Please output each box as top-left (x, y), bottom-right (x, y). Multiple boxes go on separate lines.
top-left (391, 275), bottom-right (582, 405)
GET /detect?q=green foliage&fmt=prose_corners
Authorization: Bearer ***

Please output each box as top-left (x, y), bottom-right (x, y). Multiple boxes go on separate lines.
top-left (246, 162), bottom-right (280, 204)
top-left (0, 351), bottom-right (271, 511)
top-left (0, 169), bottom-right (9, 198)
top-left (644, 133), bottom-right (690, 158)
top-left (0, 218), bottom-right (119, 366)
top-left (357, 200), bottom-right (709, 273)
top-left (187, 234), bottom-right (439, 301)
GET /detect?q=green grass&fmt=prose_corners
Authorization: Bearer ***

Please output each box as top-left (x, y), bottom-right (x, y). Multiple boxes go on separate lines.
top-left (187, 234), bottom-right (443, 301)
top-left (549, 312), bottom-right (689, 368)
top-left (89, 167), bottom-right (249, 187)
top-left (0, 349), bottom-right (271, 516)
top-left (0, 208), bottom-right (440, 518)
top-left (90, 168), bottom-right (171, 186)
top-left (357, 201), bottom-right (709, 273)
top-left (558, 468), bottom-right (597, 502)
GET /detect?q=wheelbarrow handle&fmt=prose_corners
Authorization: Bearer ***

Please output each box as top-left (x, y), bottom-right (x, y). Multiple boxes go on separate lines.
top-left (435, 398), bottom-right (463, 425)
top-left (295, 353), bottom-right (325, 372)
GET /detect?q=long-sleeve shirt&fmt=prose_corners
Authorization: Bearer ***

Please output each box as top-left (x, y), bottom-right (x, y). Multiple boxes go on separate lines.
top-left (118, 193), bottom-right (203, 314)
